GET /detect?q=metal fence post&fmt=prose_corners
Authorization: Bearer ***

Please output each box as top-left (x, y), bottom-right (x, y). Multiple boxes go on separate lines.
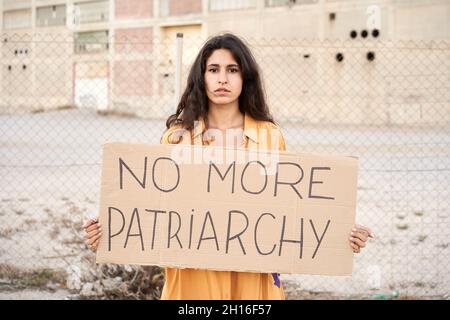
top-left (175, 32), bottom-right (184, 106)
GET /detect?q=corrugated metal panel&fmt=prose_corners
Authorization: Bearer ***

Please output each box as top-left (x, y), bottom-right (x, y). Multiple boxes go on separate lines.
top-left (75, 61), bottom-right (108, 78)
top-left (75, 62), bottom-right (109, 110)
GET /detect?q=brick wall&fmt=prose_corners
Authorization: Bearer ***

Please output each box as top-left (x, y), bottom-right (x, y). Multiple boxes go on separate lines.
top-left (114, 60), bottom-right (153, 96)
top-left (115, 0), bottom-right (153, 19)
top-left (115, 27), bottom-right (153, 54)
top-left (168, 0), bottom-right (201, 16)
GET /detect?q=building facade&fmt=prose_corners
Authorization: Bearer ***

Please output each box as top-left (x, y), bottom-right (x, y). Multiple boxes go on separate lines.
top-left (1, 0), bottom-right (449, 124)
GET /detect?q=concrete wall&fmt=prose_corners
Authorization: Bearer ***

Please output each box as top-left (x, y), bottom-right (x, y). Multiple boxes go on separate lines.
top-left (252, 38), bottom-right (450, 125)
top-left (0, 31), bottom-right (73, 113)
top-left (205, 0), bottom-right (449, 41)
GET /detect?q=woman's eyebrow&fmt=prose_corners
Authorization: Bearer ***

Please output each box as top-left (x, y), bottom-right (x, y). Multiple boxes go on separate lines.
top-left (207, 63), bottom-right (239, 68)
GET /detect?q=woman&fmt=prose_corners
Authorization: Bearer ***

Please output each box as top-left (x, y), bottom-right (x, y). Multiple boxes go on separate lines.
top-left (83, 33), bottom-right (373, 300)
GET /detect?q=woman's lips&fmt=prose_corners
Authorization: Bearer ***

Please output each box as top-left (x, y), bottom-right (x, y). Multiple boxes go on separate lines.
top-left (214, 88), bottom-right (230, 95)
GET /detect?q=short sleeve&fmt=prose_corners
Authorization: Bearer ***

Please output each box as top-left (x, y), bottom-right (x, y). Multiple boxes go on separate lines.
top-left (160, 125), bottom-right (188, 145)
top-left (160, 129), bottom-right (172, 145)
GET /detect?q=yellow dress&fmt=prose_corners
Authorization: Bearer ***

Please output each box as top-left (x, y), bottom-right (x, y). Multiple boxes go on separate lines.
top-left (159, 113), bottom-right (287, 300)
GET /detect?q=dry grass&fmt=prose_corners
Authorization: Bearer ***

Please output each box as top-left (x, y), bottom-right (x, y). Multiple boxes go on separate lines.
top-left (0, 227), bottom-right (19, 239)
top-left (0, 264), bottom-right (66, 289)
top-left (94, 265), bottom-right (165, 300)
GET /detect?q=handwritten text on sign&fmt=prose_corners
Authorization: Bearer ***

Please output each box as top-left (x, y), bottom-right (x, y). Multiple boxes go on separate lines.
top-left (96, 143), bottom-right (358, 275)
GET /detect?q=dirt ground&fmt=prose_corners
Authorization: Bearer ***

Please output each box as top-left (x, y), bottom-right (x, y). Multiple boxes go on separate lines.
top-left (1, 109), bottom-right (449, 299)
top-left (0, 282), bottom-right (446, 300)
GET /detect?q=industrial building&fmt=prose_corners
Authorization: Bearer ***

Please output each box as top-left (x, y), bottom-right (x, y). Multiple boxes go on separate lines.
top-left (1, 0), bottom-right (449, 124)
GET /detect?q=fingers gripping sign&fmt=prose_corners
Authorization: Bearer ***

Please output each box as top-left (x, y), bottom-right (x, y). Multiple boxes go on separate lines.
top-left (349, 224), bottom-right (374, 253)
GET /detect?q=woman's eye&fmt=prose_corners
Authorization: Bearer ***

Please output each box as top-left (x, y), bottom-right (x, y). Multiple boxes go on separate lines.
top-left (207, 68), bottom-right (238, 73)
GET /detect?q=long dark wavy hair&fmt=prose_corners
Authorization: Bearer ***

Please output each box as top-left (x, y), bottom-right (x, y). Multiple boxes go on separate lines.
top-left (164, 33), bottom-right (275, 133)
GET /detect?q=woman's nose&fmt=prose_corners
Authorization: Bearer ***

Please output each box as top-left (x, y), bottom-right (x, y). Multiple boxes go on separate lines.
top-left (218, 71), bottom-right (228, 84)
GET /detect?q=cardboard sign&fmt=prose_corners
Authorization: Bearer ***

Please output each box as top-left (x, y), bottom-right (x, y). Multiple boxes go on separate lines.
top-left (96, 143), bottom-right (358, 275)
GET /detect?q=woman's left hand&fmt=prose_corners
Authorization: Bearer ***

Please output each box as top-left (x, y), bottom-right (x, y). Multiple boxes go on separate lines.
top-left (349, 224), bottom-right (374, 253)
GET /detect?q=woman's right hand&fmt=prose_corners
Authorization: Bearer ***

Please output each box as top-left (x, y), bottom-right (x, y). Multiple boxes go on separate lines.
top-left (82, 218), bottom-right (102, 252)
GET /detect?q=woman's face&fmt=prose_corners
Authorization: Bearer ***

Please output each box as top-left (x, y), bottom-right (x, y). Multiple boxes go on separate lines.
top-left (204, 48), bottom-right (243, 107)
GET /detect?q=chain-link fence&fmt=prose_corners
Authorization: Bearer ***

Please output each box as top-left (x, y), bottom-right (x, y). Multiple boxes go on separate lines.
top-left (0, 33), bottom-right (449, 299)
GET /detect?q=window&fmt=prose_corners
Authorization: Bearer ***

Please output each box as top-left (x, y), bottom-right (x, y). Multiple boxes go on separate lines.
top-left (37, 5), bottom-right (66, 27)
top-left (74, 30), bottom-right (109, 54)
top-left (266, 0), bottom-right (289, 7)
top-left (73, 0), bottom-right (109, 24)
top-left (210, 0), bottom-right (256, 11)
top-left (3, 9), bottom-right (31, 29)
top-left (266, 0), bottom-right (318, 7)
top-left (160, 0), bottom-right (169, 16)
